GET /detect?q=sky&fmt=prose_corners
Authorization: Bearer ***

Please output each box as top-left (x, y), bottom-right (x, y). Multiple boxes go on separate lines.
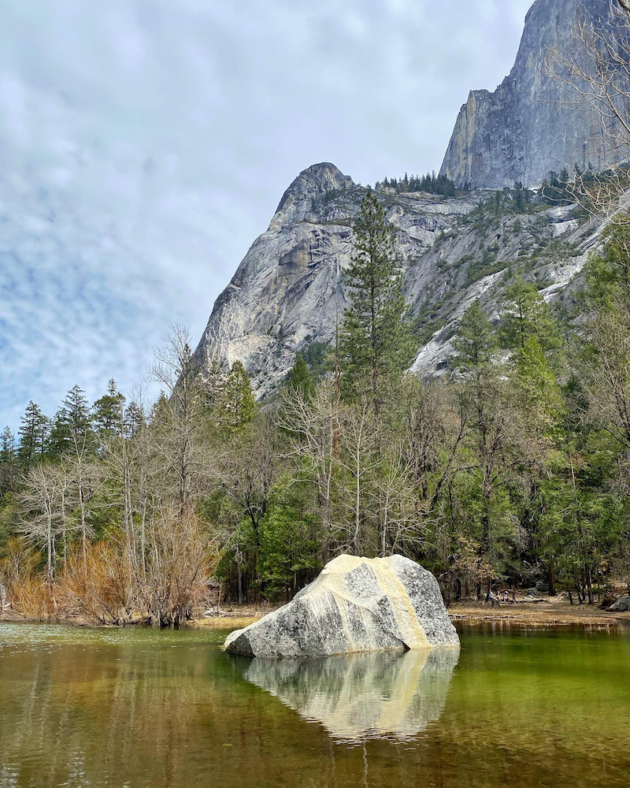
top-left (0, 0), bottom-right (534, 432)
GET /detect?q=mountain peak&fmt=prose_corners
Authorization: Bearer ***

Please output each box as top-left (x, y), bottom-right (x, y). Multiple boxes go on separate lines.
top-left (274, 163), bottom-right (354, 224)
top-left (440, 0), bottom-right (625, 188)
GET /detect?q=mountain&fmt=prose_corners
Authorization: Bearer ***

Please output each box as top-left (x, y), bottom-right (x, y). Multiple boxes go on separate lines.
top-left (440, 0), bottom-right (627, 188)
top-left (194, 0), bottom-right (618, 395)
top-left (194, 162), bottom-right (599, 396)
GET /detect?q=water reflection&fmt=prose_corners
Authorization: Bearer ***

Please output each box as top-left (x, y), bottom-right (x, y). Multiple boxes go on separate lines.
top-left (2, 625), bottom-right (629, 787)
top-left (243, 648), bottom-right (460, 742)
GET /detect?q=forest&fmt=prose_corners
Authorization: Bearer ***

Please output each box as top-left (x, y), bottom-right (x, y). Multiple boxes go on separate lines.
top-left (1, 190), bottom-right (630, 626)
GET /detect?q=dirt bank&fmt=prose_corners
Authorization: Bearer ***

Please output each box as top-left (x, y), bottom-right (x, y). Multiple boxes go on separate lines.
top-left (190, 598), bottom-right (630, 631)
top-left (449, 598), bottom-right (630, 628)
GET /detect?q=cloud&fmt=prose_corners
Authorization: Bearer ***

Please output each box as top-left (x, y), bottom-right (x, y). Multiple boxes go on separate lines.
top-left (0, 0), bottom-right (533, 430)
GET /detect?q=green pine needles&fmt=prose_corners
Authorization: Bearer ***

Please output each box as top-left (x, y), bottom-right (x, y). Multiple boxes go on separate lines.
top-left (340, 190), bottom-right (414, 410)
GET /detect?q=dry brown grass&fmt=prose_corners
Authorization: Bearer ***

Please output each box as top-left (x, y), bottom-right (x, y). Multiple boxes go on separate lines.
top-left (189, 615), bottom-right (262, 630)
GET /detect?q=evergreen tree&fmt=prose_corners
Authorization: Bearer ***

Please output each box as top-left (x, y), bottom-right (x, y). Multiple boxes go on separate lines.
top-left (513, 181), bottom-right (529, 212)
top-left (203, 359), bottom-right (226, 412)
top-left (18, 401), bottom-right (48, 470)
top-left (513, 336), bottom-right (564, 433)
top-left (585, 219), bottom-right (630, 299)
top-left (48, 385), bottom-right (95, 457)
top-left (287, 354), bottom-right (315, 400)
top-left (151, 391), bottom-right (171, 425)
top-left (452, 301), bottom-right (497, 378)
top-left (223, 361), bottom-right (255, 430)
top-left (124, 401), bottom-right (146, 437)
top-left (340, 190), bottom-right (413, 410)
top-left (92, 379), bottom-right (125, 442)
top-left (452, 302), bottom-right (517, 586)
top-left (500, 277), bottom-right (562, 355)
top-left (258, 475), bottom-right (319, 600)
top-left (47, 409), bottom-right (70, 458)
top-left (0, 427), bottom-right (17, 496)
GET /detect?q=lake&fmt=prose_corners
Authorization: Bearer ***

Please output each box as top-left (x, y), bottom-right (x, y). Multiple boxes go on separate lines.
top-left (0, 622), bottom-right (628, 787)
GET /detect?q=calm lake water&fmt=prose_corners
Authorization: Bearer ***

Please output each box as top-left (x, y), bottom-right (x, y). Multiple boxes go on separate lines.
top-left (0, 623), bottom-right (629, 788)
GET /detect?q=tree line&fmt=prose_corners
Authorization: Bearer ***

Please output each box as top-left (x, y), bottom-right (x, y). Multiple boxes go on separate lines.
top-left (377, 172), bottom-right (459, 197)
top-left (1, 191), bottom-right (629, 624)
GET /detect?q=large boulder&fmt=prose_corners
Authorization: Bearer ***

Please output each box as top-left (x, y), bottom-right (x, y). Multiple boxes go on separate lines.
top-left (610, 596), bottom-right (630, 612)
top-left (224, 555), bottom-right (459, 658)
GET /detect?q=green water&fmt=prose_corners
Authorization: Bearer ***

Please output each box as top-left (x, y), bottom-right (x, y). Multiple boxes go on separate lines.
top-left (0, 623), bottom-right (629, 787)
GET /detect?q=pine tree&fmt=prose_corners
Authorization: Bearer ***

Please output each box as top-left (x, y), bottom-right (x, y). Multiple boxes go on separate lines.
top-left (500, 277), bottom-right (562, 355)
top-left (514, 182), bottom-right (525, 212)
top-left (452, 301), bottom-right (497, 378)
top-left (340, 190), bottom-right (413, 411)
top-left (586, 220), bottom-right (630, 298)
top-left (124, 401), bottom-right (146, 438)
top-left (202, 359), bottom-right (226, 416)
top-left (0, 427), bottom-right (17, 496)
top-left (48, 385), bottom-right (95, 457)
top-left (452, 302), bottom-right (515, 584)
top-left (223, 361), bottom-right (255, 429)
top-left (92, 379), bottom-right (125, 441)
top-left (18, 401), bottom-right (48, 470)
top-left (513, 336), bottom-right (564, 433)
top-left (287, 354), bottom-right (315, 400)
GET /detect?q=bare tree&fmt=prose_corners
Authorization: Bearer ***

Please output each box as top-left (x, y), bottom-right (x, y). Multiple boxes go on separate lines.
top-left (546, 2), bottom-right (630, 219)
top-left (151, 324), bottom-right (209, 515)
top-left (335, 402), bottom-right (380, 555)
top-left (373, 439), bottom-right (419, 557)
top-left (66, 451), bottom-right (104, 570)
top-left (141, 507), bottom-right (219, 627)
top-left (20, 464), bottom-right (66, 580)
top-left (279, 381), bottom-right (339, 561)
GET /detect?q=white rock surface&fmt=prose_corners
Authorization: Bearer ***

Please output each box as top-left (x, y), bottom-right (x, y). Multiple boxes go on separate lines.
top-left (224, 555), bottom-right (459, 658)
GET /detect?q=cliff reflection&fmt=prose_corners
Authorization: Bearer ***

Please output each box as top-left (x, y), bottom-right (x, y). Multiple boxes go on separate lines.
top-left (244, 647), bottom-right (460, 742)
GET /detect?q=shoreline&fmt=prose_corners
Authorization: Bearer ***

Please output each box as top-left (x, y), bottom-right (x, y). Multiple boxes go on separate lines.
top-left (448, 601), bottom-right (630, 629)
top-left (4, 599), bottom-right (628, 631)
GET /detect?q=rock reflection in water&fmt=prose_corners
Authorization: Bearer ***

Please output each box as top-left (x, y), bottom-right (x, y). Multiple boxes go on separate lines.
top-left (244, 647), bottom-right (459, 742)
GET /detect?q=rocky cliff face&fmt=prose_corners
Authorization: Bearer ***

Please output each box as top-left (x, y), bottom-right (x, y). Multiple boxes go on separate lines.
top-left (440, 0), bottom-right (626, 188)
top-left (194, 162), bottom-right (599, 395)
top-left (194, 0), bottom-right (616, 396)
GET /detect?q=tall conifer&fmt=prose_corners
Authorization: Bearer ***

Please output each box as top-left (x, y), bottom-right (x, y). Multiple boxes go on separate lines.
top-left (340, 190), bottom-right (413, 411)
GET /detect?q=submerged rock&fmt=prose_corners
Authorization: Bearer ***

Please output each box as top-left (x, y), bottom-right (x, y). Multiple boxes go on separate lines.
top-left (224, 555), bottom-right (459, 658)
top-left (243, 648), bottom-right (459, 742)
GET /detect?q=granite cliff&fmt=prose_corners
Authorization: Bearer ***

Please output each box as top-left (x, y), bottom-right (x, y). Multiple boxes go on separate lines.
top-left (440, 0), bottom-right (628, 188)
top-left (194, 162), bottom-right (598, 395)
top-left (194, 0), bottom-right (619, 395)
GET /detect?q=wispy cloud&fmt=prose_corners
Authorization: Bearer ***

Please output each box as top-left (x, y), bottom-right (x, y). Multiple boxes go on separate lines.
top-left (0, 0), bottom-right (532, 429)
